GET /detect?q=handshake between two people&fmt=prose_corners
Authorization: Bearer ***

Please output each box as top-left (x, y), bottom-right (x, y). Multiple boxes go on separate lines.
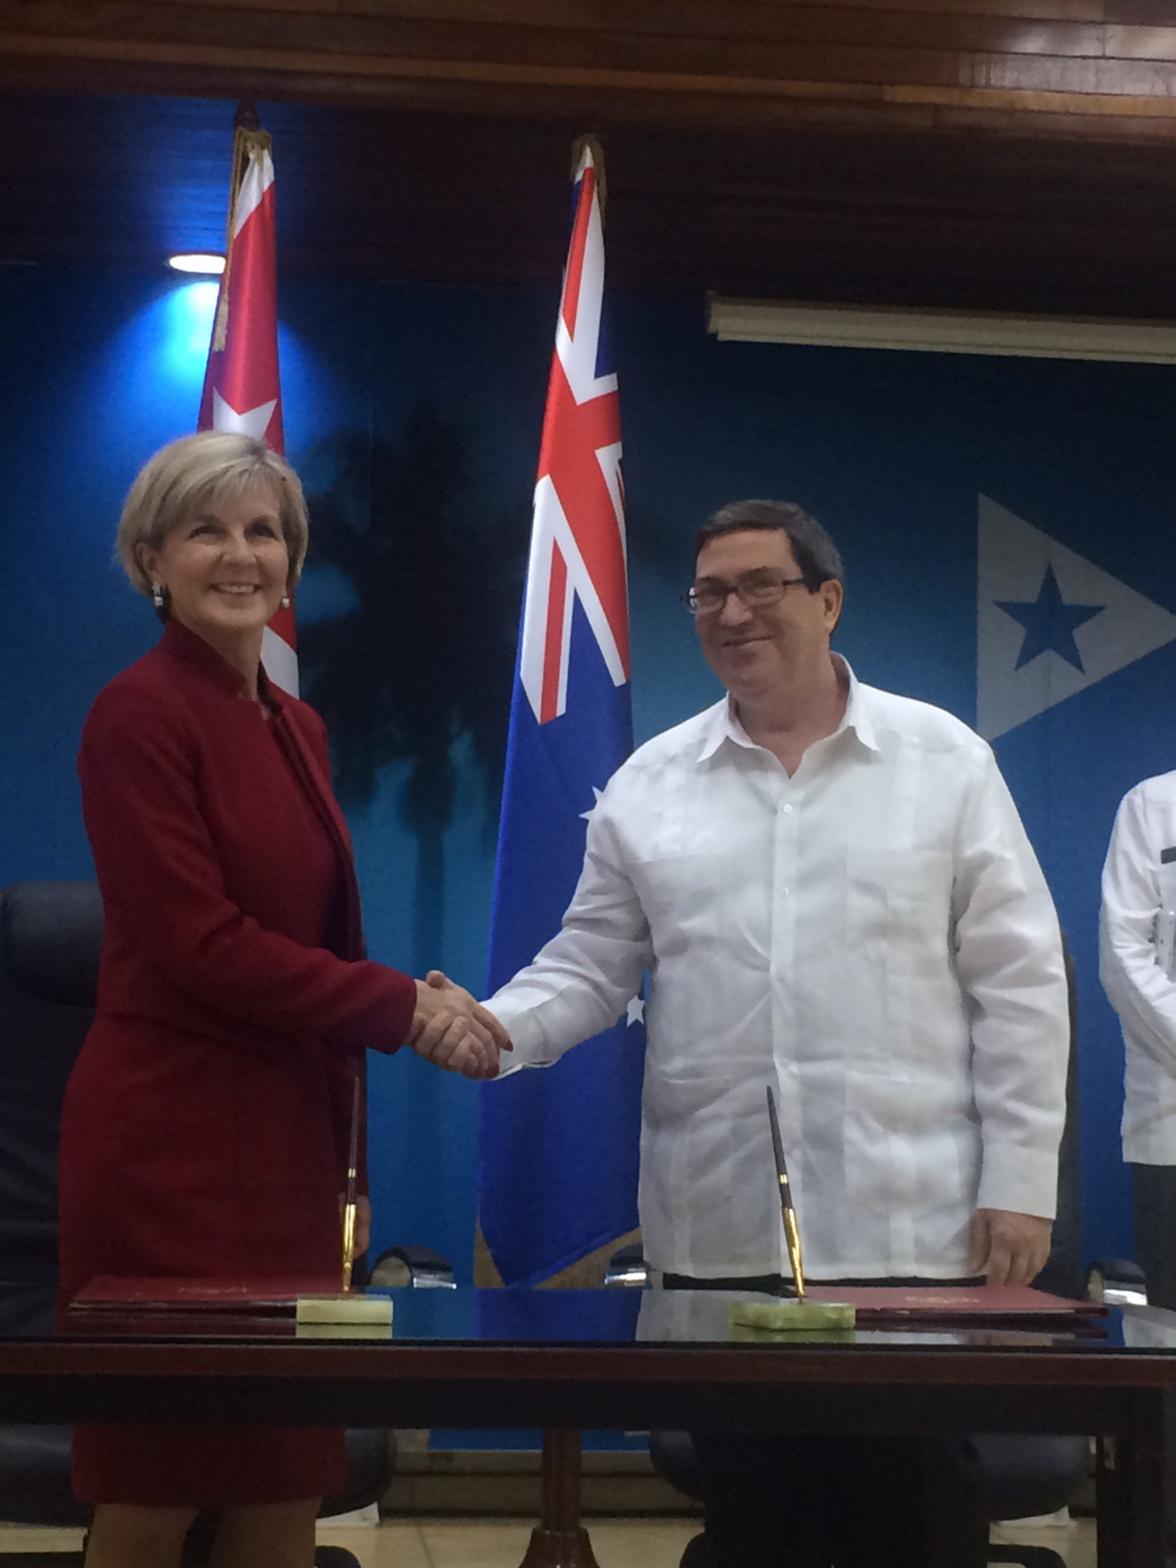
top-left (409, 972), bottom-right (513, 1080)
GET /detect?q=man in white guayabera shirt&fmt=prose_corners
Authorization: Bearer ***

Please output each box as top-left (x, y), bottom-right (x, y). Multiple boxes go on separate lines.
top-left (1100, 772), bottom-right (1176, 1311)
top-left (439, 499), bottom-right (1069, 1567)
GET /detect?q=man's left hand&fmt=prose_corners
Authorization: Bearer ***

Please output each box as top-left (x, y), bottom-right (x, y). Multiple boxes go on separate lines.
top-left (354, 1193), bottom-right (372, 1257)
top-left (968, 1208), bottom-right (1053, 1287)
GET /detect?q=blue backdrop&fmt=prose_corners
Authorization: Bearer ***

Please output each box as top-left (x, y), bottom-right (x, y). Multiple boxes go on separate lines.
top-left (2, 262), bottom-right (1170, 1274)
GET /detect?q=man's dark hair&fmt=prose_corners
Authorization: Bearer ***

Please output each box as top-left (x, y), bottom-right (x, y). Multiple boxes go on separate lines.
top-left (695, 500), bottom-right (844, 592)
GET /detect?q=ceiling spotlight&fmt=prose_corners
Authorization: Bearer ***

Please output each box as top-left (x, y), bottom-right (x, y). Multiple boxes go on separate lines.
top-left (168, 253), bottom-right (225, 276)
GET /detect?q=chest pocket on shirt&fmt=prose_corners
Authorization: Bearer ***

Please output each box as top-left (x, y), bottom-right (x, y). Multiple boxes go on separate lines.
top-left (629, 853), bottom-right (736, 952)
top-left (845, 846), bottom-right (954, 959)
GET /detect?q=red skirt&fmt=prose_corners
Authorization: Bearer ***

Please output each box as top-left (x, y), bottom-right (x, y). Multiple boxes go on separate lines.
top-left (60, 1019), bottom-right (349, 1506)
top-left (71, 1426), bottom-right (345, 1509)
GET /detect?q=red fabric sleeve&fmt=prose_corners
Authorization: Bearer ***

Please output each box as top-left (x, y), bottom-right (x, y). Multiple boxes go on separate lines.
top-left (297, 704), bottom-right (372, 1189)
top-left (79, 682), bottom-right (416, 1053)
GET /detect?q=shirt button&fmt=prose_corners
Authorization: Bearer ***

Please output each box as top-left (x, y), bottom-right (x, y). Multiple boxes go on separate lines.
top-left (782, 804), bottom-right (793, 815)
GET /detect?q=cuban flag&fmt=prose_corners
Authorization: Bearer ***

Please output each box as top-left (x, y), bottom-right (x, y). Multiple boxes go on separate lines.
top-left (477, 140), bottom-right (645, 1287)
top-left (197, 120), bottom-right (297, 696)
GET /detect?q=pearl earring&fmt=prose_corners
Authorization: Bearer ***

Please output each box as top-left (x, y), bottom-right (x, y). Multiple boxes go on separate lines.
top-left (151, 582), bottom-right (167, 611)
top-left (280, 592), bottom-right (291, 610)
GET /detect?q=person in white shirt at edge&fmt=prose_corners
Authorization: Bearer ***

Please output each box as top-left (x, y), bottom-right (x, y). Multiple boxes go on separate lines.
top-left (433, 499), bottom-right (1069, 1568)
top-left (1100, 772), bottom-right (1176, 1312)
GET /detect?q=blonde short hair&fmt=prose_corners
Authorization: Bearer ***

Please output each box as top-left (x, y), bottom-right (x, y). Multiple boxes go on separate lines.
top-left (116, 430), bottom-right (310, 598)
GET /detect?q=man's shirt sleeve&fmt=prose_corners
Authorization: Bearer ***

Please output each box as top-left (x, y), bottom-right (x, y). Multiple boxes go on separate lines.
top-left (1100, 785), bottom-right (1176, 1068)
top-left (486, 780), bottom-right (652, 1073)
top-left (952, 745), bottom-right (1069, 1220)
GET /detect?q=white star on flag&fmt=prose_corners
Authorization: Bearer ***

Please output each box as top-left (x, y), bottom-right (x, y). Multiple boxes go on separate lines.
top-left (626, 995), bottom-right (645, 1028)
top-left (212, 389), bottom-right (278, 441)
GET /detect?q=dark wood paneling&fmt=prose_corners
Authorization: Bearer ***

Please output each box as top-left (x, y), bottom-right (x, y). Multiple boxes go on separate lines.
top-left (1106, 0), bottom-right (1176, 22)
top-left (5, 50), bottom-right (1176, 136)
top-left (5, 3), bottom-right (1176, 106)
top-left (1108, 26), bottom-right (1176, 59)
top-left (0, 2), bottom-right (1173, 321)
top-left (3, 88), bottom-right (1175, 322)
top-left (759, 0), bottom-right (1104, 14)
top-left (79, 1), bottom-right (1111, 59)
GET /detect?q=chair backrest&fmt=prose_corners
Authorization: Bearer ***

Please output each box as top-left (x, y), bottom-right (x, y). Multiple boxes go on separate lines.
top-left (367, 1246), bottom-right (457, 1289)
top-left (0, 882), bottom-right (103, 1282)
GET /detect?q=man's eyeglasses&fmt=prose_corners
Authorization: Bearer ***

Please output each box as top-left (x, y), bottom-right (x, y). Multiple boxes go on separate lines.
top-left (684, 573), bottom-right (809, 618)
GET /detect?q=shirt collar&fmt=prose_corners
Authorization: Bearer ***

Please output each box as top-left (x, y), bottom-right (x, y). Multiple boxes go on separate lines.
top-left (836, 655), bottom-right (879, 753)
top-left (697, 653), bottom-right (880, 761)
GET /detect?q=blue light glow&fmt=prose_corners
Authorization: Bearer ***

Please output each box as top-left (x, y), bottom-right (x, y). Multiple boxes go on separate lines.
top-left (163, 279), bottom-right (219, 370)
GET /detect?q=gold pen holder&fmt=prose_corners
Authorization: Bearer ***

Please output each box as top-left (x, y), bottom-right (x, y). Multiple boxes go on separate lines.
top-left (341, 1204), bottom-right (357, 1293)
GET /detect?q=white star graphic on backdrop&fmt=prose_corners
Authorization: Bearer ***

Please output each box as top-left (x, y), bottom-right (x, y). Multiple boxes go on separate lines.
top-left (580, 787), bottom-right (605, 823)
top-left (977, 496), bottom-right (1176, 738)
top-left (212, 389), bottom-right (277, 440)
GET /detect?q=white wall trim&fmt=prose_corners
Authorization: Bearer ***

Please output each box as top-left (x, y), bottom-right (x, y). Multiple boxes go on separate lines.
top-left (707, 296), bottom-right (1176, 365)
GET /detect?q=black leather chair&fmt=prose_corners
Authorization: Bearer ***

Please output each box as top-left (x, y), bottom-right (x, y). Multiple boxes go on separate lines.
top-left (616, 954), bottom-right (1090, 1568)
top-left (368, 1246), bottom-right (457, 1291)
top-left (0, 880), bottom-right (392, 1567)
top-left (0, 880), bottom-right (99, 1551)
top-left (974, 950), bottom-right (1089, 1568)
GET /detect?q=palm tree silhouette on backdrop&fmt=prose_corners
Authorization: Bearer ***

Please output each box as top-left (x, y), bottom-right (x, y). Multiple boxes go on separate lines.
top-left (299, 407), bottom-right (524, 967)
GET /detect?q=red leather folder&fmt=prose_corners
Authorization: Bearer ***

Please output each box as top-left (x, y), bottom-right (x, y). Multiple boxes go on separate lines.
top-left (68, 1275), bottom-right (342, 1313)
top-left (805, 1284), bottom-right (1105, 1322)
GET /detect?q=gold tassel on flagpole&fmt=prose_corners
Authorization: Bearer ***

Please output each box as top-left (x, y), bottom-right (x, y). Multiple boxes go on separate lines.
top-left (570, 133), bottom-right (607, 228)
top-left (212, 103), bottom-right (272, 354)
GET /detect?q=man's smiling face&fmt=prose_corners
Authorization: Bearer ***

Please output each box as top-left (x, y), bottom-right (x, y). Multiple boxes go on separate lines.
top-left (692, 528), bottom-right (841, 705)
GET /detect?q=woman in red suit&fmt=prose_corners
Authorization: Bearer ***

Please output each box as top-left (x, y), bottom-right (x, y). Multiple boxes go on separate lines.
top-left (58, 431), bottom-right (508, 1568)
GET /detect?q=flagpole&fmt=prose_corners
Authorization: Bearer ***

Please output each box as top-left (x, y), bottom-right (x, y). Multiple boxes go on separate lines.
top-left (478, 126), bottom-right (641, 1285)
top-left (569, 134), bottom-right (606, 223)
top-left (501, 125), bottom-right (627, 1568)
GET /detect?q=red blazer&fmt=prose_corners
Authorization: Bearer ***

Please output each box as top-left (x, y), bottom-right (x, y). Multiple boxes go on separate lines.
top-left (60, 620), bottom-right (415, 1293)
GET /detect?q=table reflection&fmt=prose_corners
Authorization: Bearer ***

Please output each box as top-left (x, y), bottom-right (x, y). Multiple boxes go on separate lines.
top-left (635, 1288), bottom-right (1112, 1351)
top-left (12, 1281), bottom-right (1176, 1357)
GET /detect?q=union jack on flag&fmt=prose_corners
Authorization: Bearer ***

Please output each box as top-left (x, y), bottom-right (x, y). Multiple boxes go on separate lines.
top-left (518, 150), bottom-right (629, 724)
top-left (478, 140), bottom-right (644, 1287)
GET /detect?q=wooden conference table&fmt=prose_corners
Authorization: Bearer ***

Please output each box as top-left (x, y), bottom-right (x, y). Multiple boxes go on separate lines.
top-left (2, 1285), bottom-right (1176, 1567)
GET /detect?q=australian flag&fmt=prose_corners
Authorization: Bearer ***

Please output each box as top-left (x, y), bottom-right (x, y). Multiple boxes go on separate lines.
top-left (477, 140), bottom-right (645, 1287)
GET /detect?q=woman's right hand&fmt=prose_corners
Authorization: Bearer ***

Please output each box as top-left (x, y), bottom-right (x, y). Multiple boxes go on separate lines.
top-left (410, 979), bottom-right (511, 1080)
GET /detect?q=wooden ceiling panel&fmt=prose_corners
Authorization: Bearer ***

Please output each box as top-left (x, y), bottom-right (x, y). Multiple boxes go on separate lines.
top-left (0, 2), bottom-right (1172, 317)
top-left (0, 0), bottom-right (1127, 58)
top-left (5, 2), bottom-right (1176, 115)
top-left (1106, 0), bottom-right (1176, 23)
